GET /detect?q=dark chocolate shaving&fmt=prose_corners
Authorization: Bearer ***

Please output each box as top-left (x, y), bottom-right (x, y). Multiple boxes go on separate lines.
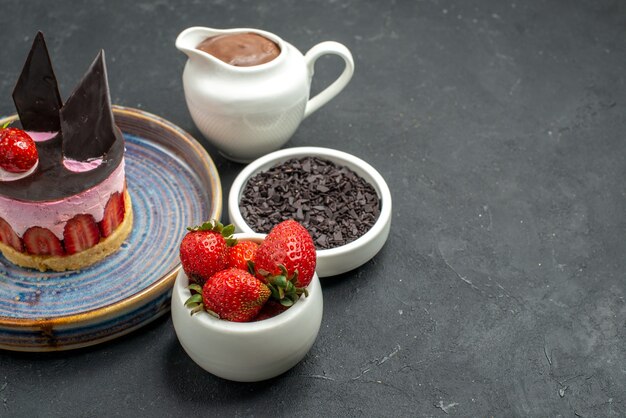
top-left (239, 157), bottom-right (381, 250)
top-left (60, 50), bottom-right (122, 161)
top-left (12, 32), bottom-right (63, 132)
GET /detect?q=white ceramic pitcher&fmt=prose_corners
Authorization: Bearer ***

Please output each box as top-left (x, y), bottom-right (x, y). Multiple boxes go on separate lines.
top-left (176, 27), bottom-right (354, 162)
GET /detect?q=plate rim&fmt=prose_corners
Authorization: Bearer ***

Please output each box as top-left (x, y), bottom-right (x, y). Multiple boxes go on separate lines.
top-left (0, 106), bottom-right (222, 339)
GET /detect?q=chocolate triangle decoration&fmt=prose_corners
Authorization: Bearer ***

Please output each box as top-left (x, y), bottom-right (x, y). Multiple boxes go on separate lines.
top-left (60, 50), bottom-right (123, 161)
top-left (12, 31), bottom-right (63, 132)
top-left (0, 35), bottom-right (125, 201)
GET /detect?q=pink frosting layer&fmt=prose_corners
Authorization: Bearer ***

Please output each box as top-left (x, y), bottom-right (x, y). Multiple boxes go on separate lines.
top-left (26, 131), bottom-right (58, 142)
top-left (0, 159), bottom-right (126, 240)
top-left (63, 158), bottom-right (104, 172)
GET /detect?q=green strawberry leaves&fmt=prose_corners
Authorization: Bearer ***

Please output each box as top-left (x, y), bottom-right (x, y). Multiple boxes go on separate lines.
top-left (262, 264), bottom-right (308, 307)
top-left (187, 219), bottom-right (237, 246)
top-left (185, 283), bottom-right (219, 317)
top-left (187, 283), bottom-right (202, 293)
top-left (184, 291), bottom-right (204, 315)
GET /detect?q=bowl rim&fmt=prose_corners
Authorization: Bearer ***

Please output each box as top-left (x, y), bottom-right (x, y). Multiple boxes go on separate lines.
top-left (174, 232), bottom-right (320, 333)
top-left (228, 146), bottom-right (392, 257)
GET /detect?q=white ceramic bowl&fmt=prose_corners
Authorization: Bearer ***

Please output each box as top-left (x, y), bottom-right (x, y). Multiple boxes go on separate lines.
top-left (228, 147), bottom-right (392, 277)
top-left (171, 233), bottom-right (323, 382)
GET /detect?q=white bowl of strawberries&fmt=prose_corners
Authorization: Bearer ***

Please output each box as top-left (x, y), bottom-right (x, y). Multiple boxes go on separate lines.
top-left (171, 219), bottom-right (323, 382)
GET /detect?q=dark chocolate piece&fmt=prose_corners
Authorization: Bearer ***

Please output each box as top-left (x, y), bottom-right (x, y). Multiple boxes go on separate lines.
top-left (239, 157), bottom-right (381, 249)
top-left (12, 32), bottom-right (63, 132)
top-left (61, 50), bottom-right (122, 162)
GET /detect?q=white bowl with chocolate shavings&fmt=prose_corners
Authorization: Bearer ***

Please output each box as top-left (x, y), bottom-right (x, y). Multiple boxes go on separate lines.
top-left (228, 147), bottom-right (392, 277)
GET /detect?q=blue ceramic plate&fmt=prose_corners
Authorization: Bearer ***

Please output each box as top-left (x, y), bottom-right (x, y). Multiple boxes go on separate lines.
top-left (0, 106), bottom-right (222, 351)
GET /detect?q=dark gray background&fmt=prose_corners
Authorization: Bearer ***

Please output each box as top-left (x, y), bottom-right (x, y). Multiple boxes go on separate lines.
top-left (1, 0), bottom-right (625, 416)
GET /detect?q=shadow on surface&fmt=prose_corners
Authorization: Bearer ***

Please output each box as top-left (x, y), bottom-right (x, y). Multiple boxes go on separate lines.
top-left (0, 311), bottom-right (170, 361)
top-left (161, 333), bottom-right (280, 407)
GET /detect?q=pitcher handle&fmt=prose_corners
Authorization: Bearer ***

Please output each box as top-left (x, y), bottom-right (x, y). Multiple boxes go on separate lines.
top-left (303, 41), bottom-right (354, 119)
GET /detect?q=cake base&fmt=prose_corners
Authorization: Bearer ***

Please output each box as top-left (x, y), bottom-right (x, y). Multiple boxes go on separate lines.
top-left (0, 189), bottom-right (133, 272)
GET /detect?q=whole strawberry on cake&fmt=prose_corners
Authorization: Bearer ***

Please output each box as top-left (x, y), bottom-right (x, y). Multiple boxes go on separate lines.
top-left (0, 32), bottom-right (133, 272)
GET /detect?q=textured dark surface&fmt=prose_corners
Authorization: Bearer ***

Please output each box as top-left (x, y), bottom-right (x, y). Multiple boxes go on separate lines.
top-left (1, 0), bottom-right (625, 416)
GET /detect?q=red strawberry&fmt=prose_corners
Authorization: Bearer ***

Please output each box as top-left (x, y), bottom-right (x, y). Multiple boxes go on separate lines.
top-left (0, 218), bottom-right (23, 252)
top-left (0, 126), bottom-right (38, 173)
top-left (198, 268), bottom-right (270, 322)
top-left (255, 220), bottom-right (316, 285)
top-left (227, 240), bottom-right (259, 272)
top-left (99, 191), bottom-right (125, 237)
top-left (63, 214), bottom-right (101, 254)
top-left (179, 220), bottom-right (236, 286)
top-left (23, 227), bottom-right (64, 256)
top-left (254, 299), bottom-right (289, 321)
top-left (254, 220), bottom-right (317, 306)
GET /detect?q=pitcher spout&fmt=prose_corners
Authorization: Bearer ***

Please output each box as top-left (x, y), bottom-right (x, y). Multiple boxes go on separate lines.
top-left (176, 26), bottom-right (287, 69)
top-left (175, 27), bottom-right (221, 60)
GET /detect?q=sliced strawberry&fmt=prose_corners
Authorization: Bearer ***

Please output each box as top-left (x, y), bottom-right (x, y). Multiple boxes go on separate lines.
top-left (0, 217), bottom-right (24, 252)
top-left (64, 214), bottom-right (101, 254)
top-left (99, 192), bottom-right (125, 237)
top-left (23, 227), bottom-right (64, 256)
